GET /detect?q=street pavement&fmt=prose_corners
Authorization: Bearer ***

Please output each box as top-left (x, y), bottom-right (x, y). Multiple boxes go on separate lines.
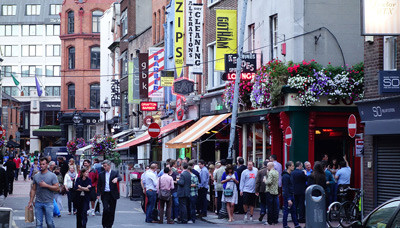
top-left (3, 174), bottom-right (305, 228)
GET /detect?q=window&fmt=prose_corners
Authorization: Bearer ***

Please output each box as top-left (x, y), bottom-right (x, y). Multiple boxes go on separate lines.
top-left (1, 66), bottom-right (18, 77)
top-left (169, 22), bottom-right (173, 58)
top-left (22, 25), bottom-right (43, 36)
top-left (248, 23), bottom-right (255, 52)
top-left (207, 42), bottom-right (223, 89)
top-left (384, 36), bottom-right (398, 70)
top-left (2, 86), bottom-right (19, 96)
top-left (208, 0), bottom-right (221, 7)
top-left (45, 86), bottom-right (60, 96)
top-left (270, 14), bottom-right (278, 60)
top-left (21, 66), bottom-right (42, 77)
top-left (26, 5), bottom-right (41, 16)
top-left (21, 86), bottom-right (36, 96)
top-left (365, 201), bottom-right (400, 227)
top-left (68, 11), bottom-right (74, 34)
top-left (50, 4), bottom-right (61, 15)
top-left (68, 84), bottom-right (75, 109)
top-left (0, 25), bottom-right (19, 36)
top-left (121, 10), bottom-right (127, 36)
top-left (0, 45), bottom-right (18, 57)
top-left (90, 84), bottom-right (100, 109)
top-left (22, 45), bottom-right (43, 57)
top-left (45, 66), bottom-right (61, 77)
top-left (68, 47), bottom-right (75, 69)
top-left (46, 45), bottom-right (60, 56)
top-left (46, 24), bottom-right (60, 36)
top-left (92, 10), bottom-right (102, 33)
top-left (121, 51), bottom-right (128, 77)
top-left (1, 5), bottom-right (16, 16)
top-left (90, 47), bottom-right (100, 69)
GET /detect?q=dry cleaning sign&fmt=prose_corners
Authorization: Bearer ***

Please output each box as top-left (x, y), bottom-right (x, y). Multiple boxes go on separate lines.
top-left (186, 1), bottom-right (203, 74)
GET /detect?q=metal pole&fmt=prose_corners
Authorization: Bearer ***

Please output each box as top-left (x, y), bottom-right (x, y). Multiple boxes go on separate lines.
top-left (227, 0), bottom-right (249, 160)
top-left (103, 112), bottom-right (106, 136)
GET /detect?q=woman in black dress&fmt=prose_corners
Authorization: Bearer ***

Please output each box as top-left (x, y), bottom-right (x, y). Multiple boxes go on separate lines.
top-left (74, 167), bottom-right (92, 228)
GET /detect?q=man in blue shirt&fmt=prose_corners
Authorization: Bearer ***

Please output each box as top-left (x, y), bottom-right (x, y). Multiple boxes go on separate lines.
top-left (145, 164), bottom-right (158, 223)
top-left (197, 160), bottom-right (209, 218)
top-left (335, 156), bottom-right (351, 202)
top-left (304, 161), bottom-right (313, 176)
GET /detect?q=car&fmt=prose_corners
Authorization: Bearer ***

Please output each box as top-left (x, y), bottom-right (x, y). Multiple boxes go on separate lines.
top-left (360, 197), bottom-right (400, 228)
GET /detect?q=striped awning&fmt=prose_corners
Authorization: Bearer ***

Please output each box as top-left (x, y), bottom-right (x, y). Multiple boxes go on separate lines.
top-left (166, 113), bottom-right (231, 148)
top-left (115, 120), bottom-right (193, 150)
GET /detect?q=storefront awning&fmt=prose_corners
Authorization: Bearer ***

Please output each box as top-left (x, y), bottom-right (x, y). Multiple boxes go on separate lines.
top-left (166, 113), bottom-right (231, 148)
top-left (115, 120), bottom-right (193, 151)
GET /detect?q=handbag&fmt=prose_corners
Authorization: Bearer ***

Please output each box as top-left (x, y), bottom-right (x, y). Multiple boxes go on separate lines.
top-left (224, 188), bottom-right (233, 197)
top-left (25, 206), bottom-right (34, 223)
top-left (158, 177), bottom-right (171, 201)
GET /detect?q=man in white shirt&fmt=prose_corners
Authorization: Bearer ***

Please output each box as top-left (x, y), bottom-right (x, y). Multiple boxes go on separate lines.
top-left (145, 163), bottom-right (158, 223)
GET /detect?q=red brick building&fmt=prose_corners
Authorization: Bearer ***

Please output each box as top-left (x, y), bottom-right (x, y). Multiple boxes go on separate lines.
top-left (59, 0), bottom-right (114, 144)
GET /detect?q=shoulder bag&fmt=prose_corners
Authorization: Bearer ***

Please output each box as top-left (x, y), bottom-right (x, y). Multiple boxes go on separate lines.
top-left (158, 177), bottom-right (171, 201)
top-left (223, 178), bottom-right (234, 197)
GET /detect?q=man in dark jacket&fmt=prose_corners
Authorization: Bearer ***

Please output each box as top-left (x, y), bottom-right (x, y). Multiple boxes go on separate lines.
top-left (57, 156), bottom-right (68, 178)
top-left (234, 157), bottom-right (247, 214)
top-left (0, 161), bottom-right (8, 206)
top-left (177, 162), bottom-right (191, 224)
top-left (255, 160), bottom-right (269, 221)
top-left (4, 157), bottom-right (16, 194)
top-left (282, 161), bottom-right (301, 228)
top-left (291, 161), bottom-right (307, 223)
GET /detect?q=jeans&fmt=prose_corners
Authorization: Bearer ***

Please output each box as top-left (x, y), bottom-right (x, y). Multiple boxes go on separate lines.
top-left (35, 201), bottom-right (55, 228)
top-left (198, 188), bottom-right (208, 216)
top-left (172, 192), bottom-right (179, 219)
top-left (294, 194), bottom-right (305, 221)
top-left (179, 197), bottom-right (188, 223)
top-left (146, 190), bottom-right (157, 222)
top-left (283, 196), bottom-right (299, 227)
top-left (266, 193), bottom-right (278, 224)
top-left (14, 168), bottom-right (20, 180)
top-left (189, 196), bottom-right (197, 222)
top-left (0, 195), bottom-right (5, 207)
top-left (259, 192), bottom-right (267, 215)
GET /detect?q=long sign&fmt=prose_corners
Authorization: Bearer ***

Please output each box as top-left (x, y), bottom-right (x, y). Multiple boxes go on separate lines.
top-left (140, 102), bottom-right (158, 111)
top-left (379, 70), bottom-right (400, 94)
top-left (110, 79), bottom-right (120, 106)
top-left (139, 53), bottom-right (149, 99)
top-left (128, 61), bottom-right (134, 103)
top-left (148, 48), bottom-right (164, 98)
top-left (132, 57), bottom-right (140, 103)
top-left (215, 9), bottom-right (237, 71)
top-left (175, 0), bottom-right (184, 77)
top-left (361, 0), bottom-right (400, 35)
top-left (186, 2), bottom-right (203, 74)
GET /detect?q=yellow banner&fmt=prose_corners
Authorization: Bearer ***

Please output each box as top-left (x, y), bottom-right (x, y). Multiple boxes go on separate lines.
top-left (175, 0), bottom-right (184, 77)
top-left (216, 10), bottom-right (237, 71)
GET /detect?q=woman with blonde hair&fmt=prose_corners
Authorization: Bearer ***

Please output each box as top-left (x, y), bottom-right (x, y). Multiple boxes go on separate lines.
top-left (64, 165), bottom-right (77, 215)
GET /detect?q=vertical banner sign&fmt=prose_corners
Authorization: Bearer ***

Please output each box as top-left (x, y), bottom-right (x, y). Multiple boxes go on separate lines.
top-left (110, 79), bottom-right (120, 107)
top-left (362, 0), bottom-right (400, 35)
top-left (128, 61), bottom-right (134, 103)
top-left (148, 48), bottom-right (165, 98)
top-left (132, 57), bottom-right (140, 103)
top-left (186, 2), bottom-right (203, 74)
top-left (215, 10), bottom-right (237, 71)
top-left (175, 0), bottom-right (184, 78)
top-left (139, 53), bottom-right (149, 99)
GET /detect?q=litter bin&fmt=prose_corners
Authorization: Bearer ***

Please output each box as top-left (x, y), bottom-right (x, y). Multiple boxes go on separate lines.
top-left (305, 184), bottom-right (326, 228)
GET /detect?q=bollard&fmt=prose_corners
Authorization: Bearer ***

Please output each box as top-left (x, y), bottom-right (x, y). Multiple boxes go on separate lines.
top-left (305, 184), bottom-right (326, 228)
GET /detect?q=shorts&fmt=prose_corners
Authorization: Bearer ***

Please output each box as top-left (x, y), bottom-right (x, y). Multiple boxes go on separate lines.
top-left (90, 188), bottom-right (97, 201)
top-left (243, 192), bottom-right (256, 206)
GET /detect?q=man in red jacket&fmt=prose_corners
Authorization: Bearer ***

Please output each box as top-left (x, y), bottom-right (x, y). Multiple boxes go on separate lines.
top-left (13, 154), bottom-right (21, 181)
top-left (83, 160), bottom-right (99, 216)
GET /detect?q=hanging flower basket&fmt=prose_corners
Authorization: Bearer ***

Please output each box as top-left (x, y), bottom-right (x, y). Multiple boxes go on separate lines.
top-left (66, 138), bottom-right (86, 155)
top-left (90, 135), bottom-right (121, 167)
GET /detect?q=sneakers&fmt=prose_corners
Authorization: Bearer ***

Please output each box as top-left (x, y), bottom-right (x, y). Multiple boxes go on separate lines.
top-left (249, 216), bottom-right (253, 221)
top-left (244, 213), bottom-right (248, 221)
top-left (188, 220), bottom-right (193, 224)
top-left (91, 209), bottom-right (95, 216)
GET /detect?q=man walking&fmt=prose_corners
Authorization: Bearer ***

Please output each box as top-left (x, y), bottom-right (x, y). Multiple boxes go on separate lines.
top-left (4, 156), bottom-right (16, 194)
top-left (291, 161), bottom-right (307, 223)
top-left (235, 157), bottom-right (247, 214)
top-left (13, 154), bottom-right (21, 181)
top-left (282, 161), bottom-right (301, 228)
top-left (97, 160), bottom-right (122, 228)
top-left (0, 160), bottom-right (8, 207)
top-left (240, 161), bottom-right (258, 221)
top-left (198, 159), bottom-right (209, 218)
top-left (255, 160), bottom-right (268, 221)
top-left (144, 163), bottom-right (158, 223)
top-left (214, 159), bottom-right (226, 214)
top-left (28, 158), bottom-right (59, 228)
top-left (264, 162), bottom-right (279, 225)
top-left (157, 167), bottom-right (174, 224)
top-left (177, 162), bottom-right (191, 224)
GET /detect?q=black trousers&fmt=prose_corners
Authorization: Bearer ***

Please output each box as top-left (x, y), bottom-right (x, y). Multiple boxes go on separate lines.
top-left (198, 188), bottom-right (208, 216)
top-left (102, 192), bottom-right (117, 228)
top-left (216, 191), bottom-right (223, 214)
top-left (7, 176), bottom-right (14, 194)
top-left (179, 197), bottom-right (188, 223)
top-left (294, 194), bottom-right (305, 221)
top-left (75, 196), bottom-right (89, 228)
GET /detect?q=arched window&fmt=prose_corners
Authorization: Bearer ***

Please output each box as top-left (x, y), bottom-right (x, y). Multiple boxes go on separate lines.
top-left (68, 84), bottom-right (75, 109)
top-left (68, 11), bottom-right (74, 34)
top-left (90, 47), bottom-right (100, 69)
top-left (90, 84), bottom-right (100, 109)
top-left (68, 47), bottom-right (75, 69)
top-left (92, 10), bottom-right (103, 33)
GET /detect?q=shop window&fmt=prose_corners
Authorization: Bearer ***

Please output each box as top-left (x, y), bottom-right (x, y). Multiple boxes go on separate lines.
top-left (68, 11), bottom-right (74, 34)
top-left (90, 47), bottom-right (100, 69)
top-left (90, 84), bottom-right (100, 109)
top-left (92, 10), bottom-right (102, 33)
top-left (68, 84), bottom-right (75, 109)
top-left (68, 47), bottom-right (75, 69)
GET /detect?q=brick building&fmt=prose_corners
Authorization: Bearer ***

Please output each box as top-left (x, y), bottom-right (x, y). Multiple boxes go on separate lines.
top-left (59, 0), bottom-right (114, 144)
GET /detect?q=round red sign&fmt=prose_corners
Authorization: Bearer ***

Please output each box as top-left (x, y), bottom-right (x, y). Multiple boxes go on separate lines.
top-left (148, 123), bottom-right (161, 138)
top-left (348, 114), bottom-right (357, 138)
top-left (285, 126), bottom-right (293, 146)
top-left (143, 116), bottom-right (154, 127)
top-left (0, 126), bottom-right (3, 137)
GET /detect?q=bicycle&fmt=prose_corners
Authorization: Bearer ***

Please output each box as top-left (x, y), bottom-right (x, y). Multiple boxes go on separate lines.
top-left (338, 188), bottom-right (362, 228)
top-left (327, 201), bottom-right (342, 228)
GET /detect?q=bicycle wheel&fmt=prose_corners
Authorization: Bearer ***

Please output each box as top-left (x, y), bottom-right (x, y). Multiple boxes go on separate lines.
top-left (339, 201), bottom-right (360, 228)
top-left (327, 201), bottom-right (342, 228)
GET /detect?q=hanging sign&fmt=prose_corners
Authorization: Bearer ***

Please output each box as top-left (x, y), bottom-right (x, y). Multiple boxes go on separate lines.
top-left (173, 78), bottom-right (195, 96)
top-left (132, 57), bottom-right (140, 103)
top-left (175, 0), bottom-right (184, 77)
top-left (379, 70), bottom-right (400, 94)
top-left (110, 79), bottom-right (120, 106)
top-left (148, 48), bottom-right (164, 98)
top-left (224, 53), bottom-right (257, 73)
top-left (361, 0), bottom-right (400, 35)
top-left (140, 102), bottom-right (158, 111)
top-left (215, 9), bottom-right (237, 71)
top-left (176, 97), bottom-right (184, 121)
top-left (355, 139), bottom-right (364, 157)
top-left (186, 1), bottom-right (203, 74)
top-left (161, 71), bottom-right (174, 87)
top-left (139, 53), bottom-right (149, 99)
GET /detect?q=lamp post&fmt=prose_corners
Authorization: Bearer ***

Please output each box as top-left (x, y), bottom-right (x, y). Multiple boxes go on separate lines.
top-left (72, 111), bottom-right (82, 138)
top-left (100, 98), bottom-right (111, 136)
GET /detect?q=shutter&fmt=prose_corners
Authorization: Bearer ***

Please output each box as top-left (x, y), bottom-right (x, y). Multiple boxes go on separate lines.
top-left (377, 135), bottom-right (400, 205)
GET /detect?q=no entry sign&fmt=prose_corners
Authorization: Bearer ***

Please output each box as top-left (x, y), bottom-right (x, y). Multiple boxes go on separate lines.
top-left (285, 126), bottom-right (292, 146)
top-left (348, 114), bottom-right (357, 138)
top-left (148, 123), bottom-right (161, 138)
top-left (0, 126), bottom-right (3, 137)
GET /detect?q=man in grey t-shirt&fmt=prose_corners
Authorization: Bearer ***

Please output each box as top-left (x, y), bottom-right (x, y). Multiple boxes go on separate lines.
top-left (28, 158), bottom-right (59, 228)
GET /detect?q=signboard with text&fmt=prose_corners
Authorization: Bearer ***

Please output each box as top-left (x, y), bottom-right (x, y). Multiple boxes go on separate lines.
top-left (140, 102), bottom-right (158, 111)
top-left (222, 72), bottom-right (256, 81)
top-left (148, 48), bottom-right (164, 98)
top-left (139, 53), bottom-right (149, 99)
top-left (186, 1), bottom-right (203, 74)
top-left (161, 71), bottom-right (174, 87)
top-left (225, 53), bottom-right (257, 73)
top-left (111, 79), bottom-right (120, 106)
top-left (361, 0), bottom-right (400, 35)
top-left (173, 78), bottom-right (195, 96)
top-left (215, 10), bottom-right (237, 71)
top-left (379, 70), bottom-right (400, 94)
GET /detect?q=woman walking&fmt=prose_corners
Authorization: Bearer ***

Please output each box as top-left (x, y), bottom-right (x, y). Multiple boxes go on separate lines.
top-left (21, 156), bottom-right (30, 181)
top-left (64, 165), bottom-right (77, 215)
top-left (221, 164), bottom-right (239, 222)
top-left (74, 167), bottom-right (92, 228)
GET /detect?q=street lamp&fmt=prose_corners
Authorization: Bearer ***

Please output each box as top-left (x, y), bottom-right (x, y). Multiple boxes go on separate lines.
top-left (100, 97), bottom-right (111, 136)
top-left (72, 111), bottom-right (82, 138)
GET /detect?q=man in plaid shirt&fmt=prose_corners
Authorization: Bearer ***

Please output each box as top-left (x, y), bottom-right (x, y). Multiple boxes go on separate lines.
top-left (188, 166), bottom-right (199, 224)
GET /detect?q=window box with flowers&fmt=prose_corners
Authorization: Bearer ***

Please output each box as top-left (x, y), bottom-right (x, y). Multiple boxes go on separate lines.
top-left (66, 137), bottom-right (86, 155)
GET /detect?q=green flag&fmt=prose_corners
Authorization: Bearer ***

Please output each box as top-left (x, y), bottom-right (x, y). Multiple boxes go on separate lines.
top-left (11, 74), bottom-right (22, 91)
